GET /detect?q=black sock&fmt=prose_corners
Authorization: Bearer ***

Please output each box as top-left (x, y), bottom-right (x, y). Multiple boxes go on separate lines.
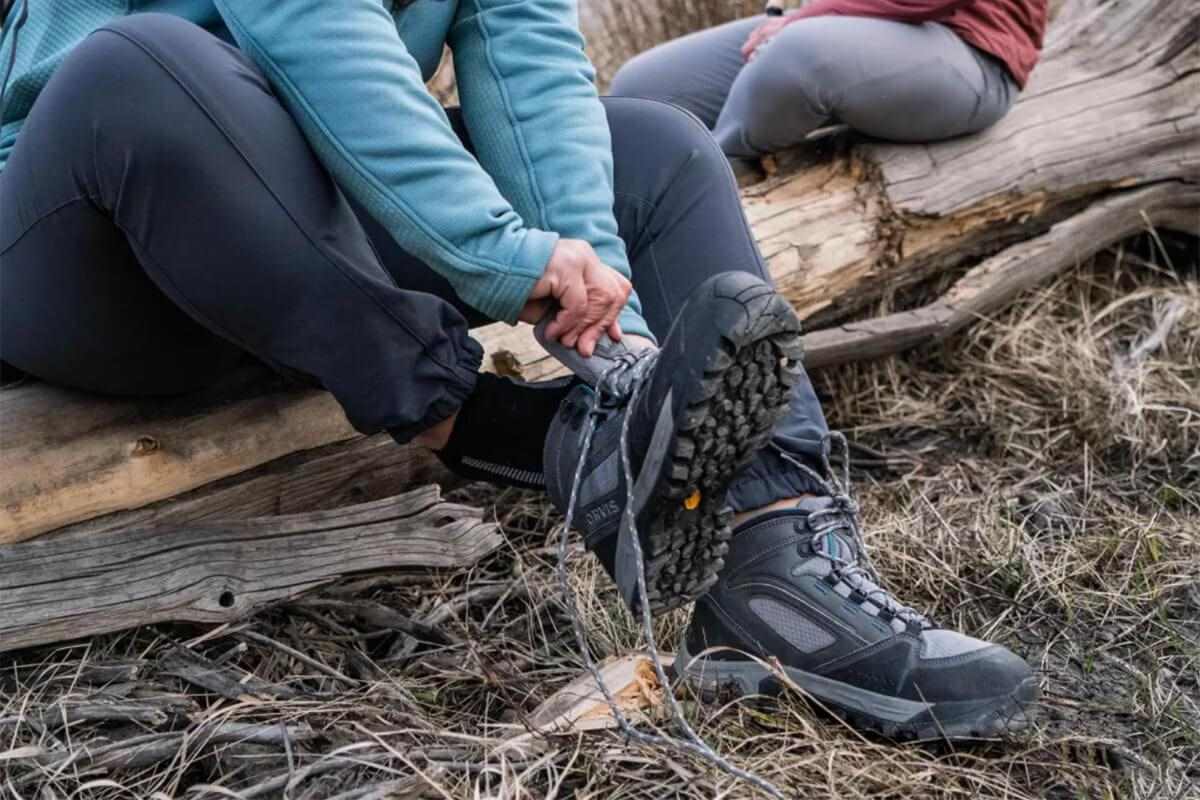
top-left (434, 373), bottom-right (578, 489)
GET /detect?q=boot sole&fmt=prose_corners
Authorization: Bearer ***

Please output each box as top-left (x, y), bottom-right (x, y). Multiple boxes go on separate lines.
top-left (630, 284), bottom-right (804, 616)
top-left (678, 638), bottom-right (1040, 741)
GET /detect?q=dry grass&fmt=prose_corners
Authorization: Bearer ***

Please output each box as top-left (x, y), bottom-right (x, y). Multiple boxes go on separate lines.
top-left (2, 236), bottom-right (1197, 799)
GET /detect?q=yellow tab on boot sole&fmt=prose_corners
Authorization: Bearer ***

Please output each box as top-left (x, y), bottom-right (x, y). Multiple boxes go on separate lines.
top-left (684, 490), bottom-right (702, 510)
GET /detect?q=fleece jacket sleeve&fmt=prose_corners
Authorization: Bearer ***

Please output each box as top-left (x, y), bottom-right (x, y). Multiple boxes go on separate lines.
top-left (213, 0), bottom-right (558, 323)
top-left (448, 0), bottom-right (654, 342)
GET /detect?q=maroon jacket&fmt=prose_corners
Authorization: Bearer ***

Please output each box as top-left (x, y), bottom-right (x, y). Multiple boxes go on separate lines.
top-left (785, 0), bottom-right (1048, 87)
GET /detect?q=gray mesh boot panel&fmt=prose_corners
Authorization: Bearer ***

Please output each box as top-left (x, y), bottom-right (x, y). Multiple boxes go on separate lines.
top-left (749, 596), bottom-right (835, 653)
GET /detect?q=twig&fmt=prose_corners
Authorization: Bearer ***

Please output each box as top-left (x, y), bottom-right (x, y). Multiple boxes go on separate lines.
top-left (32, 700), bottom-right (177, 731)
top-left (422, 583), bottom-right (521, 628)
top-left (323, 771), bottom-right (444, 800)
top-left (233, 751), bottom-right (390, 799)
top-left (15, 722), bottom-right (314, 785)
top-left (328, 573), bottom-right (441, 597)
top-left (236, 629), bottom-right (358, 687)
top-left (297, 598), bottom-right (459, 644)
top-left (71, 661), bottom-right (146, 686)
top-left (160, 646), bottom-right (298, 700)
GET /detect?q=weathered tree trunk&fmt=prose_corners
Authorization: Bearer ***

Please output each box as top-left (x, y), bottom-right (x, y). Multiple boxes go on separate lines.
top-left (0, 0), bottom-right (1194, 543)
top-left (0, 485), bottom-right (501, 652)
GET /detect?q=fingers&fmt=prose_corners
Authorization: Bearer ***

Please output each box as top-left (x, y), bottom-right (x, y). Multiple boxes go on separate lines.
top-left (532, 239), bottom-right (634, 358)
top-left (741, 24), bottom-right (764, 60)
top-left (743, 18), bottom-right (786, 61)
top-left (576, 327), bottom-right (600, 358)
top-left (744, 33), bottom-right (768, 61)
top-left (599, 284), bottom-right (627, 341)
top-left (582, 273), bottom-right (631, 356)
top-left (575, 296), bottom-right (622, 357)
top-left (546, 273), bottom-right (588, 343)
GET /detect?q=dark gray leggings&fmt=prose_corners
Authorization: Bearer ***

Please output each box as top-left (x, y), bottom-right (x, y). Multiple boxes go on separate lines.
top-left (611, 15), bottom-right (1018, 157)
top-left (0, 13), bottom-right (828, 508)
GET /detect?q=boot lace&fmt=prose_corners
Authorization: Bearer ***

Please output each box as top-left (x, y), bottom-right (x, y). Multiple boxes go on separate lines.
top-left (776, 432), bottom-right (930, 628)
top-left (555, 352), bottom-right (786, 799)
top-left (592, 348), bottom-right (658, 406)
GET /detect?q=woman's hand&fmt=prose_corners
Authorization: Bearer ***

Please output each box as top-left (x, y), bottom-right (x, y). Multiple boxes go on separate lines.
top-left (520, 238), bottom-right (632, 358)
top-left (741, 15), bottom-right (792, 61)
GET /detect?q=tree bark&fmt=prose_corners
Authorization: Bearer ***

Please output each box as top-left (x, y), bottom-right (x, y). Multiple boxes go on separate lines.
top-left (0, 485), bottom-right (502, 653)
top-left (0, 0), bottom-right (1194, 543)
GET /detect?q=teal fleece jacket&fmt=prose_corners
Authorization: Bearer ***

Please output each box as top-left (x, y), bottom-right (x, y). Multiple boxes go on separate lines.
top-left (0, 0), bottom-right (651, 338)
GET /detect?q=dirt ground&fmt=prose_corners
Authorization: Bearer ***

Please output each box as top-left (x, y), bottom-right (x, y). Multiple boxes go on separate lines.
top-left (2, 234), bottom-right (1196, 799)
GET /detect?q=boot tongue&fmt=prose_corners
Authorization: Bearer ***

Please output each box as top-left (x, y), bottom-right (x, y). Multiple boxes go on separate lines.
top-left (796, 496), bottom-right (860, 564)
top-left (534, 317), bottom-right (655, 399)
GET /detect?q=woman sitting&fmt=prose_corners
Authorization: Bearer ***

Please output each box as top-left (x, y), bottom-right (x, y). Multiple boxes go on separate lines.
top-left (611, 0), bottom-right (1047, 158)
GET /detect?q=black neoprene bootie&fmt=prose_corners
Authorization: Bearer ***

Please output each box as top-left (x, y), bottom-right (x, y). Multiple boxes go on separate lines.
top-left (433, 372), bottom-right (577, 489)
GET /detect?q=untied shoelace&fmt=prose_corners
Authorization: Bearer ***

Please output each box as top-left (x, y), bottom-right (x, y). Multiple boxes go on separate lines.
top-left (554, 349), bottom-right (787, 799)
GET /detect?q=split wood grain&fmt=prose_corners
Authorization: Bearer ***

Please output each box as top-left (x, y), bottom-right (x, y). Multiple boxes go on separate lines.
top-left (0, 485), bottom-right (502, 653)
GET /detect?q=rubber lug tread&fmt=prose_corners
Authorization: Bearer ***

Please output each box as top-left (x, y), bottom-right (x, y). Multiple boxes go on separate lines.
top-left (636, 327), bottom-right (804, 615)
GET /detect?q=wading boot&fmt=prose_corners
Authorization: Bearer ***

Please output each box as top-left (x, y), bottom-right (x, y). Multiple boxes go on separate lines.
top-left (542, 271), bottom-right (805, 615)
top-left (679, 492), bottom-right (1040, 740)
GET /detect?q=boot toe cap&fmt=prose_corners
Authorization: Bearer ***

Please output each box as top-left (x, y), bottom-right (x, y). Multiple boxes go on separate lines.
top-left (905, 640), bottom-right (1035, 704)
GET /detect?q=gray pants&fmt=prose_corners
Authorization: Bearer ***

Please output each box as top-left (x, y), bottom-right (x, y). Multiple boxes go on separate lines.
top-left (610, 15), bottom-right (1018, 157)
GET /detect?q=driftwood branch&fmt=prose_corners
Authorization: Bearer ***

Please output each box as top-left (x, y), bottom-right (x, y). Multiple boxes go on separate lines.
top-left (804, 182), bottom-right (1200, 367)
top-left (0, 485), bottom-right (502, 653)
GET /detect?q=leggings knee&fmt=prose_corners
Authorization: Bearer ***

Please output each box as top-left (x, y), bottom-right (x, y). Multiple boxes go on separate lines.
top-left (611, 97), bottom-right (732, 185)
top-left (744, 49), bottom-right (829, 121)
top-left (46, 14), bottom-right (212, 141)
top-left (609, 52), bottom-right (656, 100)
top-left (56, 15), bottom-right (255, 173)
top-left (70, 14), bottom-right (210, 88)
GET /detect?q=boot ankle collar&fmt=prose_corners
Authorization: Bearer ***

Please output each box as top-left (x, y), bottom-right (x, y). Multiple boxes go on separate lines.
top-left (724, 509), bottom-right (815, 574)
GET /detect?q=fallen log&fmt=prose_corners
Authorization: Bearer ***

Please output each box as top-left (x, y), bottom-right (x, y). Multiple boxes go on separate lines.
top-left (0, 0), bottom-right (1194, 542)
top-left (0, 368), bottom-right (457, 544)
top-left (0, 485), bottom-right (502, 653)
top-left (0, 367), bottom-right (354, 543)
top-left (489, 0), bottom-right (1199, 376)
top-left (57, 430), bottom-right (455, 538)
